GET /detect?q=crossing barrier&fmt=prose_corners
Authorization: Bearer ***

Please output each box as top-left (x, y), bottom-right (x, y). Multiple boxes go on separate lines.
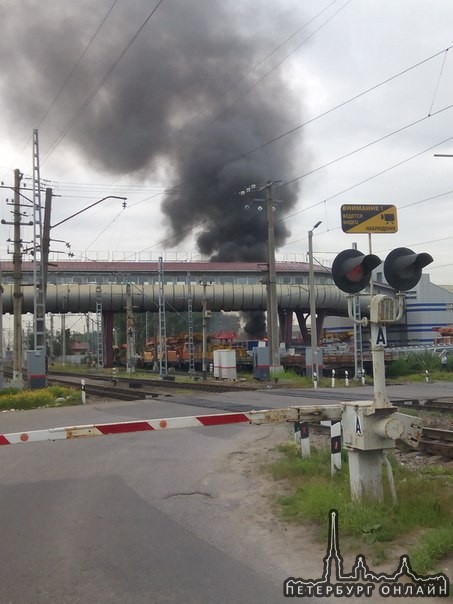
top-left (0, 405), bottom-right (344, 447)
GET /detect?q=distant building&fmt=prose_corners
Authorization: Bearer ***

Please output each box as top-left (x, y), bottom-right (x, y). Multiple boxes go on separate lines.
top-left (69, 341), bottom-right (90, 355)
top-left (324, 273), bottom-right (453, 348)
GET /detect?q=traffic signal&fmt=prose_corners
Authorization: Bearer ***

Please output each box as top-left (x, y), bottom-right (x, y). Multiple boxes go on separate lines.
top-left (383, 247), bottom-right (433, 291)
top-left (331, 249), bottom-right (382, 294)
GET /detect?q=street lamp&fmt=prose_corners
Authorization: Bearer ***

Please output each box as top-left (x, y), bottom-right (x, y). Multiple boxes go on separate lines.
top-left (308, 221), bottom-right (322, 386)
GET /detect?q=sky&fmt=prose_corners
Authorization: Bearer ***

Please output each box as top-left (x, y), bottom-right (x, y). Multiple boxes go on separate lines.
top-left (0, 0), bottom-right (453, 284)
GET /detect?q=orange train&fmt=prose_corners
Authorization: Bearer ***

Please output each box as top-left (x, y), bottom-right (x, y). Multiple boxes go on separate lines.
top-left (114, 332), bottom-right (265, 370)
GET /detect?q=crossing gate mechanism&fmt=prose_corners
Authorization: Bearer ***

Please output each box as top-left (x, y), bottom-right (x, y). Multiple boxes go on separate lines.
top-left (0, 406), bottom-right (348, 446)
top-left (0, 402), bottom-right (424, 504)
top-left (0, 404), bottom-right (421, 449)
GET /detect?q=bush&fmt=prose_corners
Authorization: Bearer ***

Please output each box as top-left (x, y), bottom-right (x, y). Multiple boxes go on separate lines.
top-left (0, 385), bottom-right (81, 410)
top-left (387, 350), bottom-right (442, 378)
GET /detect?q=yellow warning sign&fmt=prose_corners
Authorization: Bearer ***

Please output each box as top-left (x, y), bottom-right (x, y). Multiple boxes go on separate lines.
top-left (341, 204), bottom-right (398, 234)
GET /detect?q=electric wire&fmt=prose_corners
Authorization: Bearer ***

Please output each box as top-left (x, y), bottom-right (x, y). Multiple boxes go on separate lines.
top-left (1, 0), bottom-right (119, 181)
top-left (44, 0), bottom-right (351, 185)
top-left (233, 44), bottom-right (453, 164)
top-left (281, 102), bottom-right (453, 188)
top-left (6, 7), bottom-right (453, 280)
top-left (162, 0), bottom-right (344, 143)
top-left (93, 41), bottom-right (453, 228)
top-left (280, 132), bottom-right (453, 224)
top-left (42, 0), bottom-right (166, 163)
top-left (191, 0), bottom-right (354, 137)
top-left (284, 186), bottom-right (453, 248)
top-left (428, 48), bottom-right (449, 116)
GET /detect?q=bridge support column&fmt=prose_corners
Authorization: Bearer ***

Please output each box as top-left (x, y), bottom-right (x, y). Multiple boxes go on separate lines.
top-left (315, 310), bottom-right (327, 346)
top-left (103, 311), bottom-right (114, 368)
top-left (278, 309), bottom-right (293, 349)
top-left (295, 310), bottom-right (310, 345)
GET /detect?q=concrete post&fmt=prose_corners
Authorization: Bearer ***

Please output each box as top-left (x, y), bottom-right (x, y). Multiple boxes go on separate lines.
top-left (348, 450), bottom-right (384, 501)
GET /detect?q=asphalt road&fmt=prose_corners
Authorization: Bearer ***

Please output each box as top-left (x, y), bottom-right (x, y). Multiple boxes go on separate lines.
top-left (0, 382), bottom-right (450, 603)
top-left (0, 395), bottom-right (300, 604)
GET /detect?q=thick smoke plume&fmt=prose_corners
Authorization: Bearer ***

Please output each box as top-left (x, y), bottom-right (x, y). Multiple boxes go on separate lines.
top-left (0, 0), bottom-right (304, 336)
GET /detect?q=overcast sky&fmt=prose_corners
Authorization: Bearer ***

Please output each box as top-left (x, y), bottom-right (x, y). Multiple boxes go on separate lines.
top-left (1, 0), bottom-right (453, 284)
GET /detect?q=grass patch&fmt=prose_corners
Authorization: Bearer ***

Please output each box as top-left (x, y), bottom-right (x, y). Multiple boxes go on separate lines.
top-left (0, 385), bottom-right (81, 410)
top-left (271, 444), bottom-right (453, 574)
top-left (410, 526), bottom-right (453, 574)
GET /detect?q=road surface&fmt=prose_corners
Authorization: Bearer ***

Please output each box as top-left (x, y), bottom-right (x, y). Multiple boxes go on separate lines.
top-left (0, 382), bottom-right (450, 603)
top-left (0, 393), bottom-right (304, 604)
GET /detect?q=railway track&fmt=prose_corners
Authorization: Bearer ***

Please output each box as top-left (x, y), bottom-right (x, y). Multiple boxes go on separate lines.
top-left (5, 368), bottom-right (452, 459)
top-left (419, 427), bottom-right (453, 458)
top-left (48, 373), bottom-right (453, 459)
top-left (48, 370), bottom-right (453, 412)
top-left (48, 370), bottom-right (256, 394)
top-left (48, 378), bottom-right (148, 401)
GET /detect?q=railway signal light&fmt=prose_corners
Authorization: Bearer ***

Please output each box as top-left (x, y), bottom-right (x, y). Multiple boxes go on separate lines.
top-left (331, 249), bottom-right (382, 294)
top-left (383, 247), bottom-right (433, 292)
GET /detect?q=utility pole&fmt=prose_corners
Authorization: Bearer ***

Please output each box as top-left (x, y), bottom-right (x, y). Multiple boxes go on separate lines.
top-left (49, 314), bottom-right (55, 364)
top-left (351, 242), bottom-right (364, 380)
top-left (158, 256), bottom-right (168, 378)
top-left (0, 266), bottom-right (4, 389)
top-left (126, 283), bottom-right (136, 374)
top-left (12, 169), bottom-right (24, 388)
top-left (265, 181), bottom-right (281, 375)
top-left (42, 187), bottom-right (52, 296)
top-left (95, 285), bottom-right (103, 368)
top-left (201, 279), bottom-right (209, 380)
top-left (61, 313), bottom-right (66, 366)
top-left (308, 221), bottom-right (322, 385)
top-left (32, 129), bottom-right (46, 353)
top-left (239, 180), bottom-right (281, 375)
top-left (187, 273), bottom-right (195, 375)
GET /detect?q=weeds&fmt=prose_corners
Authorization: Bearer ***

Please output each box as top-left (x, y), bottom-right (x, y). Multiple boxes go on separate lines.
top-left (271, 444), bottom-right (453, 574)
top-left (0, 385), bottom-right (81, 410)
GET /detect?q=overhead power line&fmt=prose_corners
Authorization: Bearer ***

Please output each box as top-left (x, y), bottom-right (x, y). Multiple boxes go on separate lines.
top-left (282, 102), bottom-right (453, 188)
top-left (2, 0), bottom-right (119, 180)
top-left (42, 0), bottom-right (166, 163)
top-left (280, 131), bottom-right (453, 224)
top-left (231, 43), bottom-right (453, 165)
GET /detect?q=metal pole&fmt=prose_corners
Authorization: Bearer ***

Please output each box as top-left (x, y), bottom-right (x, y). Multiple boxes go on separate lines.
top-left (265, 181), bottom-right (280, 374)
top-left (370, 296), bottom-right (390, 409)
top-left (187, 273), bottom-right (195, 375)
top-left (0, 266), bottom-right (4, 389)
top-left (202, 279), bottom-right (208, 380)
top-left (126, 283), bottom-right (136, 374)
top-left (50, 314), bottom-right (54, 364)
top-left (12, 169), bottom-right (24, 388)
top-left (61, 313), bottom-right (66, 366)
top-left (308, 221), bottom-right (322, 384)
top-left (158, 257), bottom-right (167, 378)
top-left (32, 130), bottom-right (46, 353)
top-left (351, 241), bottom-right (363, 380)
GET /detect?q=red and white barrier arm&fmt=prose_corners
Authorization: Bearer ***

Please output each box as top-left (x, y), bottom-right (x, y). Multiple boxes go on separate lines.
top-left (0, 405), bottom-right (343, 446)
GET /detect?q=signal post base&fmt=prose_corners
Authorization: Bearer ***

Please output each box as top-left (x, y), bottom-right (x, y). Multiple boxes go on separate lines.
top-left (348, 449), bottom-right (384, 501)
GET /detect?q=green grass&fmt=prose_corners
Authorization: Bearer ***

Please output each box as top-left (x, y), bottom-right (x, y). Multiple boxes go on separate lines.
top-left (0, 385), bottom-right (81, 410)
top-left (410, 526), bottom-right (453, 574)
top-left (270, 443), bottom-right (453, 573)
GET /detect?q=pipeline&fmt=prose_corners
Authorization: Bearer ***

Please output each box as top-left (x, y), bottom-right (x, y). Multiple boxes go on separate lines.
top-left (0, 283), bottom-right (365, 315)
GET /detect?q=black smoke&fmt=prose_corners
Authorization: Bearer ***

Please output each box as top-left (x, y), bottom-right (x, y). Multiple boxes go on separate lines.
top-left (0, 0), bottom-right (304, 334)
